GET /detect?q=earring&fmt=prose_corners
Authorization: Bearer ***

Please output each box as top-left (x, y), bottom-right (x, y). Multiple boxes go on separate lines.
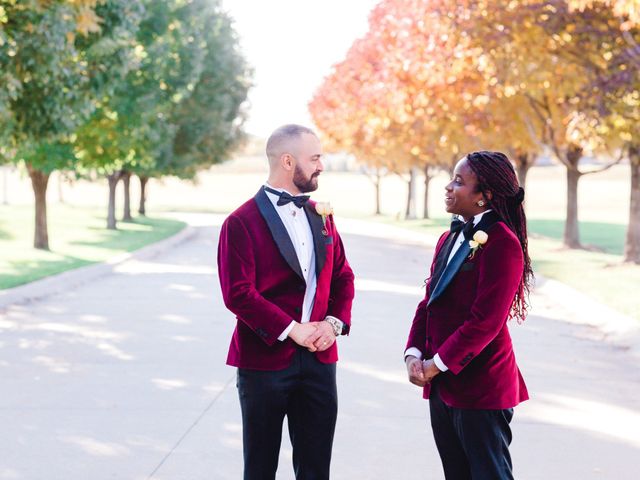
top-left (477, 200), bottom-right (485, 207)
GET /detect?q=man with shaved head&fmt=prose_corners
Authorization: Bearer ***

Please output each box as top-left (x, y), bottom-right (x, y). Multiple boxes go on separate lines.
top-left (218, 124), bottom-right (355, 479)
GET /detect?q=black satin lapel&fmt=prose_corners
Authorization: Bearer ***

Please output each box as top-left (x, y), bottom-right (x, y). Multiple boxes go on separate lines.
top-left (304, 203), bottom-right (326, 278)
top-left (428, 211), bottom-right (501, 305)
top-left (254, 188), bottom-right (305, 280)
top-left (428, 241), bottom-right (471, 306)
top-left (429, 231), bottom-right (458, 294)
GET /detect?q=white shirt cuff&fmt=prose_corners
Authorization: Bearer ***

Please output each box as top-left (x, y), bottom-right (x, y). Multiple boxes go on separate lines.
top-left (278, 321), bottom-right (296, 341)
top-left (433, 353), bottom-right (449, 372)
top-left (404, 347), bottom-right (423, 361)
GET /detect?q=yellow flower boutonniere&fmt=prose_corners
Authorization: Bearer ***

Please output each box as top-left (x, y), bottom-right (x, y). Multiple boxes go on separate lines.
top-left (468, 230), bottom-right (488, 259)
top-left (315, 202), bottom-right (333, 236)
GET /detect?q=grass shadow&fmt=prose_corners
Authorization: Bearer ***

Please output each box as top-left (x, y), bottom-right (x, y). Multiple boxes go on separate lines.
top-left (70, 217), bottom-right (185, 252)
top-left (0, 211), bottom-right (14, 240)
top-left (1, 213), bottom-right (186, 290)
top-left (1, 255), bottom-right (94, 289)
top-left (528, 219), bottom-right (625, 255)
top-left (0, 225), bottom-right (13, 240)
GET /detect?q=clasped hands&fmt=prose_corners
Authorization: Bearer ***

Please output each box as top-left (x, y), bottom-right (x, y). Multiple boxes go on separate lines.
top-left (288, 320), bottom-right (336, 352)
top-left (406, 356), bottom-right (441, 387)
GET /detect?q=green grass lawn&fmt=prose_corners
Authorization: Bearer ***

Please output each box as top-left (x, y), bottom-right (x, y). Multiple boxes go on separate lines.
top-left (372, 214), bottom-right (640, 321)
top-left (0, 204), bottom-right (186, 289)
top-left (527, 219), bottom-right (627, 255)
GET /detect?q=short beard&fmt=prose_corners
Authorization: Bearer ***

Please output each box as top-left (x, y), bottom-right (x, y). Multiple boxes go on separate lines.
top-left (293, 166), bottom-right (319, 193)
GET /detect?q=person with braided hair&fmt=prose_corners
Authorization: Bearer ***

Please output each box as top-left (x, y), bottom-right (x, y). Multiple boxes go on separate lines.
top-left (404, 151), bottom-right (532, 479)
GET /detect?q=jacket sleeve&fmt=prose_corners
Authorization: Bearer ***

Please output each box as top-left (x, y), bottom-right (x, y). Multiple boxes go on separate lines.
top-left (217, 214), bottom-right (293, 346)
top-left (405, 231), bottom-right (448, 356)
top-left (436, 234), bottom-right (523, 374)
top-left (325, 215), bottom-right (355, 331)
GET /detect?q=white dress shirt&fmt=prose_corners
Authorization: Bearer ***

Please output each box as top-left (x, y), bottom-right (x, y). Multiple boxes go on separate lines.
top-left (264, 184), bottom-right (317, 341)
top-left (405, 210), bottom-right (492, 371)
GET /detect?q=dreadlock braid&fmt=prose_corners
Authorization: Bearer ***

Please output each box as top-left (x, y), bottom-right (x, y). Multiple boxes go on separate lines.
top-left (466, 151), bottom-right (533, 322)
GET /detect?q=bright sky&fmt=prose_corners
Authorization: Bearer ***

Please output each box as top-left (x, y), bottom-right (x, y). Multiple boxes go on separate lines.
top-left (221, 0), bottom-right (379, 138)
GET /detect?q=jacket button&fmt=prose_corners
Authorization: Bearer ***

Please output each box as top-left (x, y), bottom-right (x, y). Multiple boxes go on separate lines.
top-left (298, 285), bottom-right (305, 292)
top-left (294, 307), bottom-right (301, 313)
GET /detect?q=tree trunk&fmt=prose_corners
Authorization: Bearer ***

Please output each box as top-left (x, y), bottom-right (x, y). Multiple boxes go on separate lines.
top-left (405, 167), bottom-right (418, 220)
top-left (107, 171), bottom-right (123, 230)
top-left (563, 145), bottom-right (584, 248)
top-left (515, 152), bottom-right (532, 191)
top-left (423, 164), bottom-right (432, 219)
top-left (447, 155), bottom-right (457, 177)
top-left (374, 169), bottom-right (381, 215)
top-left (138, 175), bottom-right (149, 216)
top-left (27, 163), bottom-right (51, 250)
top-left (405, 173), bottom-right (412, 219)
top-left (2, 165), bottom-right (9, 205)
top-left (121, 171), bottom-right (133, 222)
top-left (57, 172), bottom-right (65, 204)
top-left (624, 145), bottom-right (640, 263)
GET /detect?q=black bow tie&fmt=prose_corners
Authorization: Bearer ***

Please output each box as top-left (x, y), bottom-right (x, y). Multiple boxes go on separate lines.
top-left (450, 218), bottom-right (475, 240)
top-left (264, 186), bottom-right (310, 208)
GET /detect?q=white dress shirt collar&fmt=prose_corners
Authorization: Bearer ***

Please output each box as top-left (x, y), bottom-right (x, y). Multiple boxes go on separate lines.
top-left (457, 209), bottom-right (492, 227)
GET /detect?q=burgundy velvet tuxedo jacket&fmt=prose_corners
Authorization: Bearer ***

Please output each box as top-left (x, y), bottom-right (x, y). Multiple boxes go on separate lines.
top-left (406, 213), bottom-right (529, 409)
top-left (218, 188), bottom-right (355, 370)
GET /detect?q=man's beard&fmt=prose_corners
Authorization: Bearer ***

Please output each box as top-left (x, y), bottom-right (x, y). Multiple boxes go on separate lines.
top-left (293, 166), bottom-right (319, 193)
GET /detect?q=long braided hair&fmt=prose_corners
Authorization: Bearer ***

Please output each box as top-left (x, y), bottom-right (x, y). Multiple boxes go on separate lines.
top-left (466, 151), bottom-right (533, 322)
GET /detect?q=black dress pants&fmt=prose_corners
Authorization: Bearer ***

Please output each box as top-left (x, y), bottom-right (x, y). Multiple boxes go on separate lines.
top-left (237, 347), bottom-right (338, 480)
top-left (429, 383), bottom-right (514, 480)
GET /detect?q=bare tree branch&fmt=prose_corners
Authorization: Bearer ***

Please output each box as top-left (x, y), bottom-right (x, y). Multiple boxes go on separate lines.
top-left (581, 151), bottom-right (625, 176)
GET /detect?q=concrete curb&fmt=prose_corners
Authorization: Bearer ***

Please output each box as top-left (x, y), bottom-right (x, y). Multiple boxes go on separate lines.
top-left (534, 276), bottom-right (640, 357)
top-left (0, 224), bottom-right (197, 312)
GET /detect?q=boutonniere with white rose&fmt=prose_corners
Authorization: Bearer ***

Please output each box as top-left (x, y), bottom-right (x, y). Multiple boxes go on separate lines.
top-left (315, 202), bottom-right (333, 236)
top-left (468, 230), bottom-right (488, 259)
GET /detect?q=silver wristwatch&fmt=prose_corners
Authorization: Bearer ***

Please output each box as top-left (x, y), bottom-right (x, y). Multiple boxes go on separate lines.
top-left (325, 316), bottom-right (343, 336)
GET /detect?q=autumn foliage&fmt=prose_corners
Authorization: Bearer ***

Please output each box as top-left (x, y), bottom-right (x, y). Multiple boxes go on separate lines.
top-left (309, 0), bottom-right (640, 262)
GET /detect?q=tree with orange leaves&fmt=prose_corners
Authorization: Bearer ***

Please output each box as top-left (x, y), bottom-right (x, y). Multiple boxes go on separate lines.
top-left (443, 0), bottom-right (636, 248)
top-left (311, 0), bottom-right (489, 218)
top-left (310, 37), bottom-right (397, 215)
top-left (312, 0), bottom-right (639, 244)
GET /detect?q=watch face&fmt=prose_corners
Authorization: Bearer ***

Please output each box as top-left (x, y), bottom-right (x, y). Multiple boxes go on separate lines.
top-left (327, 318), bottom-right (339, 336)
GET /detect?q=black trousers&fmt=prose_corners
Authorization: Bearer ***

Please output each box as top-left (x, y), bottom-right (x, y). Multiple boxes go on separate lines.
top-left (429, 383), bottom-right (514, 480)
top-left (236, 347), bottom-right (338, 480)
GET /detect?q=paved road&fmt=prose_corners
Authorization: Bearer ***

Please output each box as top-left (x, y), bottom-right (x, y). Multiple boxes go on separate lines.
top-left (0, 215), bottom-right (638, 479)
